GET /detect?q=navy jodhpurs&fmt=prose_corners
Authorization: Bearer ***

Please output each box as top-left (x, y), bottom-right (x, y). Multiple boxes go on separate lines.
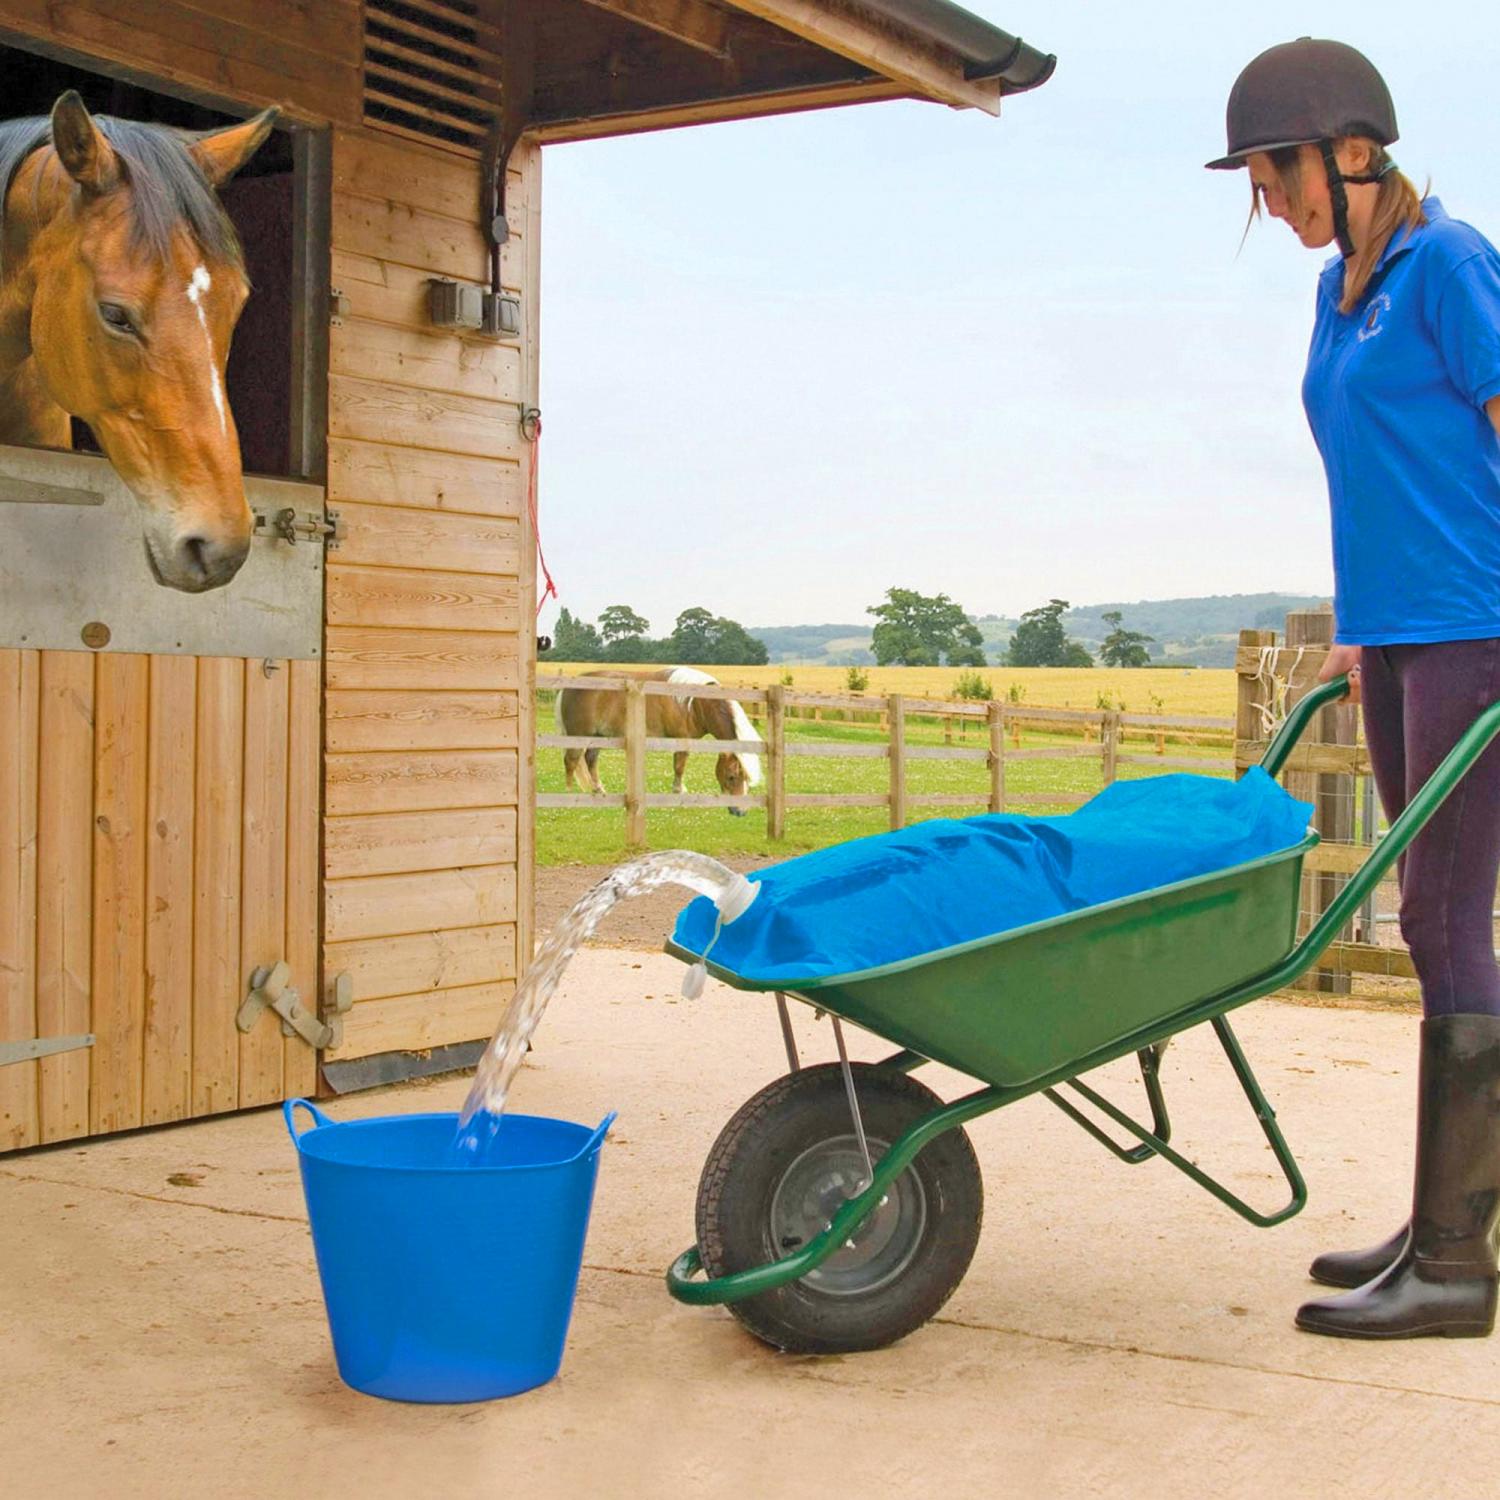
top-left (1361, 637), bottom-right (1500, 1017)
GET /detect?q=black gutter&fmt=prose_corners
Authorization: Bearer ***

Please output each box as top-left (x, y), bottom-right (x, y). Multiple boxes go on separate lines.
top-left (852, 0), bottom-right (1055, 92)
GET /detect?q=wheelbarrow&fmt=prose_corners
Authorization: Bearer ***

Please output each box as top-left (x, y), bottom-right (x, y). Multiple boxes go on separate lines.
top-left (662, 676), bottom-right (1500, 1352)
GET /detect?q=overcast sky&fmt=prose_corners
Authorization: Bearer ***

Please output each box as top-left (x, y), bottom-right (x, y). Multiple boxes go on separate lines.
top-left (535, 2), bottom-right (1500, 634)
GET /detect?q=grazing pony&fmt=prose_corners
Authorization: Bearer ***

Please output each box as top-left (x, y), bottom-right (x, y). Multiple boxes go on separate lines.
top-left (558, 667), bottom-right (764, 816)
top-left (0, 92), bottom-right (277, 591)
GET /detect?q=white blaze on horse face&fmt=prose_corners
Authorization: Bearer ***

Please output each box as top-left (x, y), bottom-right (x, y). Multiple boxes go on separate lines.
top-left (185, 264), bottom-right (228, 437)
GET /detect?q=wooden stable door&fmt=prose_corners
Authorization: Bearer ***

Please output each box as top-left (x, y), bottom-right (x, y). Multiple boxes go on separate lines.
top-left (0, 647), bottom-right (320, 1149)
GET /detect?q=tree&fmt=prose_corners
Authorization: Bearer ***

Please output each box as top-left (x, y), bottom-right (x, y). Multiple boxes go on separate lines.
top-left (598, 604), bottom-right (650, 647)
top-left (667, 607), bottom-right (769, 665)
top-left (1005, 599), bottom-right (1094, 668)
top-left (545, 607), bottom-right (603, 662)
top-left (1098, 610), bottom-right (1156, 669)
top-left (669, 606), bottom-right (717, 662)
top-left (867, 588), bottom-right (987, 667)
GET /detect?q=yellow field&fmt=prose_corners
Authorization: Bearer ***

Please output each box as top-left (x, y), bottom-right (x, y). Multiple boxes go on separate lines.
top-left (537, 663), bottom-right (1238, 718)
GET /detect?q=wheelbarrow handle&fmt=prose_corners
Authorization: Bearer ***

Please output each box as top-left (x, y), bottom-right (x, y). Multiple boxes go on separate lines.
top-left (1278, 693), bottom-right (1500, 984)
top-left (1258, 673), bottom-right (1351, 778)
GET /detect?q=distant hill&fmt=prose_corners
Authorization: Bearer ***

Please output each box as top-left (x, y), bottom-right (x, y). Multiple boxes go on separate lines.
top-left (751, 593), bottom-right (1331, 669)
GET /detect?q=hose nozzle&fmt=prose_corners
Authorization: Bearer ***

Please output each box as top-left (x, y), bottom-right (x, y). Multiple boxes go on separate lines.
top-left (715, 873), bottom-right (759, 925)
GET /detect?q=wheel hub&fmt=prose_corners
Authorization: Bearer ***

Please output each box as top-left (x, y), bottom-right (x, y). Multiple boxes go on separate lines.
top-left (769, 1134), bottom-right (927, 1297)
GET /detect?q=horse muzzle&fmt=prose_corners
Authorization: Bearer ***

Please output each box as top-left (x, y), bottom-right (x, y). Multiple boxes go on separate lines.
top-left (145, 530), bottom-right (252, 593)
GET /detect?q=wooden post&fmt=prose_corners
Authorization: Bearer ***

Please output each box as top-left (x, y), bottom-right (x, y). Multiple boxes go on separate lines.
top-left (1285, 606), bottom-right (1355, 995)
top-left (624, 680), bottom-right (647, 847)
top-left (944, 715), bottom-right (953, 745)
top-left (988, 701), bottom-right (1005, 813)
top-left (1102, 710), bottom-right (1121, 785)
top-left (766, 684), bottom-right (787, 842)
top-left (1235, 627), bottom-right (1278, 780)
top-left (888, 693), bottom-right (907, 830)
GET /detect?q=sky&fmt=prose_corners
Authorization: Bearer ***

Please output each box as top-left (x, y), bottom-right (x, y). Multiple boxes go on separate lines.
top-left (535, 2), bottom-right (1500, 635)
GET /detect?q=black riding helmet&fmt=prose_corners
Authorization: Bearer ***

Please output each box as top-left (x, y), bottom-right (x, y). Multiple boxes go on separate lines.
top-left (1206, 38), bottom-right (1399, 258)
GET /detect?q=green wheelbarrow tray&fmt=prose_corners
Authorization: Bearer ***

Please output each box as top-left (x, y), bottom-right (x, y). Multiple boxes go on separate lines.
top-left (664, 677), bottom-right (1500, 1307)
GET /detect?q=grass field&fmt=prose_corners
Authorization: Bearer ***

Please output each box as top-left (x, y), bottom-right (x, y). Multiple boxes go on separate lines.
top-left (536, 668), bottom-right (1236, 866)
top-left (538, 662), bottom-right (1239, 717)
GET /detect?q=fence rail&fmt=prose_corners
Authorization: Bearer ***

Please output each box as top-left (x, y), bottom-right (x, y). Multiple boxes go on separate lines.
top-left (537, 671), bottom-right (1233, 845)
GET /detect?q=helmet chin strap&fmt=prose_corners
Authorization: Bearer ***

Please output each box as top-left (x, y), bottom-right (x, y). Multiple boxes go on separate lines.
top-left (1319, 143), bottom-right (1397, 259)
top-left (1319, 139), bottom-right (1356, 259)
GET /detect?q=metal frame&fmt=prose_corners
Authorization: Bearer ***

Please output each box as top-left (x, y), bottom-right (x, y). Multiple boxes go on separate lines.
top-left (668, 677), bottom-right (1500, 1308)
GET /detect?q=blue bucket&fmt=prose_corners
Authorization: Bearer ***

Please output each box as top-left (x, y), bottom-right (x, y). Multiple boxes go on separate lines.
top-left (285, 1099), bottom-right (614, 1403)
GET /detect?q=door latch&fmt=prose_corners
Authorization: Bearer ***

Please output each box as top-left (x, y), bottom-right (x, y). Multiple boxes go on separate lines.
top-left (253, 507), bottom-right (345, 549)
top-left (238, 961), bottom-right (336, 1051)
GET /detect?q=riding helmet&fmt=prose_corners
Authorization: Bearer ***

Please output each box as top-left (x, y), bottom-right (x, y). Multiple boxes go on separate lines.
top-left (1205, 37), bottom-right (1398, 170)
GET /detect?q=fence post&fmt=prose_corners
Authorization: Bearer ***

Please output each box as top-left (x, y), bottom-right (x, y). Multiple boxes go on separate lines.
top-left (1234, 627), bottom-right (1278, 779)
top-left (888, 693), bottom-right (907, 830)
top-left (1285, 606), bottom-right (1356, 996)
top-left (988, 701), bottom-right (1005, 812)
top-left (624, 680), bottom-right (647, 847)
top-left (766, 684), bottom-right (786, 842)
top-left (1101, 710), bottom-right (1121, 785)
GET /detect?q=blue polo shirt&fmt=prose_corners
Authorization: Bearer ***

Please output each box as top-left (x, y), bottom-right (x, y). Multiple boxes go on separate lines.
top-left (1302, 199), bottom-right (1500, 645)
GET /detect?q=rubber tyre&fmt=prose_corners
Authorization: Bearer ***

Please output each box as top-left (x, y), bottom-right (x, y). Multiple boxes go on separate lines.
top-left (695, 1063), bottom-right (983, 1354)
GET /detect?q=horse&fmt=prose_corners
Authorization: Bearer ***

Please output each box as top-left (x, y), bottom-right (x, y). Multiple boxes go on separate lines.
top-left (557, 667), bottom-right (764, 815)
top-left (0, 92), bottom-right (277, 592)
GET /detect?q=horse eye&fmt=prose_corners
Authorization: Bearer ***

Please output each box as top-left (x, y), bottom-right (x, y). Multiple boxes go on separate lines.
top-left (98, 302), bottom-right (137, 336)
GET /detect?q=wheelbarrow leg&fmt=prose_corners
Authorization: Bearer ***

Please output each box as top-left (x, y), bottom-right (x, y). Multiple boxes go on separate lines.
top-left (1048, 1018), bottom-right (1308, 1228)
top-left (1043, 1045), bottom-right (1172, 1165)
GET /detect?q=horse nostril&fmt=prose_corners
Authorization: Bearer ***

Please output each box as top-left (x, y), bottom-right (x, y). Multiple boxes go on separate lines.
top-left (180, 535), bottom-right (213, 581)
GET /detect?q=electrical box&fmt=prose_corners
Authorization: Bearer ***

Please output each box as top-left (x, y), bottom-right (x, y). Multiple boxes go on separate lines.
top-left (428, 277), bottom-right (485, 332)
top-left (428, 279), bottom-right (521, 341)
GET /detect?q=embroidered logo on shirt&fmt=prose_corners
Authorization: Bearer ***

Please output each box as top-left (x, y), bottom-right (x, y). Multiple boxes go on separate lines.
top-left (1357, 292), bottom-right (1393, 343)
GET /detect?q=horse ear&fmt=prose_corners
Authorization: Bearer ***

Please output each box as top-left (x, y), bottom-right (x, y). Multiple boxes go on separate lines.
top-left (189, 108), bottom-right (280, 188)
top-left (51, 91), bottom-right (119, 195)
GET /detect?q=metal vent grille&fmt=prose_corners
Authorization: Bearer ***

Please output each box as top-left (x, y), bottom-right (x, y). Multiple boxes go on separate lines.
top-left (362, 0), bottom-right (501, 158)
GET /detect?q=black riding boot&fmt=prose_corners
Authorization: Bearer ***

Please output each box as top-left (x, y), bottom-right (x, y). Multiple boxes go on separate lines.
top-left (1297, 1014), bottom-right (1500, 1339)
top-left (1309, 1224), bottom-right (1408, 1289)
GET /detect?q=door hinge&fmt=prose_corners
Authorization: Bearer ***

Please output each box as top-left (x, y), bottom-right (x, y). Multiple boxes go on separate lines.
top-left (254, 506), bottom-right (345, 549)
top-left (0, 1033), bottom-right (94, 1067)
top-left (238, 961), bottom-right (338, 1051)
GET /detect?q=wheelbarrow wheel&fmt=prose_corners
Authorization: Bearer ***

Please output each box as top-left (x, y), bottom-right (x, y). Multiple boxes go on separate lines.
top-left (695, 1062), bottom-right (982, 1354)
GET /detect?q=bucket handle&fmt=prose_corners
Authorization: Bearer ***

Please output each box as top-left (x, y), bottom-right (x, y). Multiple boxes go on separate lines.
top-left (283, 1097), bottom-right (334, 1144)
top-left (566, 1110), bottom-right (617, 1164)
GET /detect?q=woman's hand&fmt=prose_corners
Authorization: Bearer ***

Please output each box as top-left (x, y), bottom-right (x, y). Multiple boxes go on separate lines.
top-left (1320, 643), bottom-right (1363, 703)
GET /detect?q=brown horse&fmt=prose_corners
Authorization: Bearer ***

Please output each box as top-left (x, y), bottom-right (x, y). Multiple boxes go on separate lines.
top-left (558, 667), bottom-right (764, 815)
top-left (0, 92), bottom-right (276, 591)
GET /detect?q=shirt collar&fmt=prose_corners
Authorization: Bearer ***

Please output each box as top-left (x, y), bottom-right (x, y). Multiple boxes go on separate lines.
top-left (1319, 197), bottom-right (1444, 300)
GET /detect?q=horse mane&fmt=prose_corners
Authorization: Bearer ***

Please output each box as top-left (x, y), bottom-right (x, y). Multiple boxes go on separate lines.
top-left (0, 114), bottom-right (242, 275)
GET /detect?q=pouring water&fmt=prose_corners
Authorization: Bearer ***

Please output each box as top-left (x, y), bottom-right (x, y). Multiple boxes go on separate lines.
top-left (452, 851), bottom-right (758, 1161)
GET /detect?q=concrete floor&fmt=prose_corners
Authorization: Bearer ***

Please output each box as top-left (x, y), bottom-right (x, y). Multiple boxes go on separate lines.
top-left (3, 948), bottom-right (1498, 1500)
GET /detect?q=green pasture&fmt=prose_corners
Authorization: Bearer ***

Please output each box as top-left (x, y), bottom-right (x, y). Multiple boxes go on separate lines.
top-left (536, 694), bottom-right (1232, 866)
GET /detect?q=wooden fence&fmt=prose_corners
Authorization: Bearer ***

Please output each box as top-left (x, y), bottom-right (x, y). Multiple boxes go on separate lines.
top-left (1233, 607), bottom-right (1464, 998)
top-left (536, 672), bottom-right (1235, 845)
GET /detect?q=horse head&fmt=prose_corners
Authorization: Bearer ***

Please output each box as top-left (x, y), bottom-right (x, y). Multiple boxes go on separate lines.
top-left (715, 752), bottom-right (753, 814)
top-left (18, 93), bottom-right (276, 592)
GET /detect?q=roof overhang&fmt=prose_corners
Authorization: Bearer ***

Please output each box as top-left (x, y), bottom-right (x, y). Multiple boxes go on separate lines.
top-left (518, 0), bottom-right (1054, 144)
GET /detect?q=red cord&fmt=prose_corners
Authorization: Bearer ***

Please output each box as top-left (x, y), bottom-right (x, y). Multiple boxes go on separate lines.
top-left (526, 418), bottom-right (557, 616)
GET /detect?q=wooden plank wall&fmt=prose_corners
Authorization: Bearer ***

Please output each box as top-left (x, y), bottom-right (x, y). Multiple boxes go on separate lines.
top-left (0, 0), bottom-right (539, 1105)
top-left (0, 0), bottom-right (363, 123)
top-left (323, 128), bottom-right (537, 1061)
top-left (0, 0), bottom-right (351, 1149)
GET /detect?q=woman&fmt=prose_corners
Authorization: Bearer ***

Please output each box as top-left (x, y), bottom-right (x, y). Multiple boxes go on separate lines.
top-left (1209, 37), bottom-right (1500, 1339)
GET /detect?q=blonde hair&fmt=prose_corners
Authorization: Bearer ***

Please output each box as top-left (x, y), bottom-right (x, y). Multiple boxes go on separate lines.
top-left (1249, 139), bottom-right (1427, 313)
